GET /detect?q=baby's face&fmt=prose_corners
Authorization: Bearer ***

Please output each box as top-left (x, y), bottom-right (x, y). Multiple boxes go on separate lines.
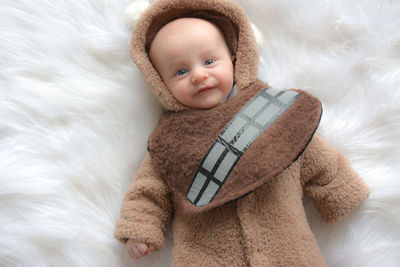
top-left (149, 18), bottom-right (234, 109)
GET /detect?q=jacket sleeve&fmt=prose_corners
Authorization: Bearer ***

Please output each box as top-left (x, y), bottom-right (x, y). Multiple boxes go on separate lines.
top-left (301, 134), bottom-right (370, 224)
top-left (114, 152), bottom-right (173, 249)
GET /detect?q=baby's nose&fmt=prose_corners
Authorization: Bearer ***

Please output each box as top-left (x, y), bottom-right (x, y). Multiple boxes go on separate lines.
top-left (191, 68), bottom-right (208, 83)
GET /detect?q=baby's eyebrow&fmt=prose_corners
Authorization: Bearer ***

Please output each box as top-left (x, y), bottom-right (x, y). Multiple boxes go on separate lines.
top-left (169, 63), bottom-right (184, 72)
top-left (169, 60), bottom-right (188, 70)
top-left (168, 59), bottom-right (185, 67)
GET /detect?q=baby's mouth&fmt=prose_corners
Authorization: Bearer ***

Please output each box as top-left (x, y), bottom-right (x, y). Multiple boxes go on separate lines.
top-left (197, 86), bottom-right (213, 94)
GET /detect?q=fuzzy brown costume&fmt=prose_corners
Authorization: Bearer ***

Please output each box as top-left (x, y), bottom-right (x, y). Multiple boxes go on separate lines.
top-left (147, 81), bottom-right (323, 214)
top-left (114, 0), bottom-right (370, 266)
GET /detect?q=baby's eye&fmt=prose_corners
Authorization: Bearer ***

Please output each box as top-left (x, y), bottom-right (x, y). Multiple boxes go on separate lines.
top-left (204, 59), bottom-right (214, 65)
top-left (176, 69), bottom-right (188, 76)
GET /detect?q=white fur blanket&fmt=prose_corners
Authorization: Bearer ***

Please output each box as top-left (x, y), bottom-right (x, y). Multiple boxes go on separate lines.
top-left (1, 0), bottom-right (399, 266)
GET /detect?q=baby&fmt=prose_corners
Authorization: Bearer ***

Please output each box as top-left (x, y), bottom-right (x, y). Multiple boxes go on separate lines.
top-left (115, 0), bottom-right (370, 266)
top-left (128, 17), bottom-right (233, 259)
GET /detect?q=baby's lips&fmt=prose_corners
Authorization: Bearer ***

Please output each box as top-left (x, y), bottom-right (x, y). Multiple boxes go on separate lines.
top-left (197, 85), bottom-right (214, 94)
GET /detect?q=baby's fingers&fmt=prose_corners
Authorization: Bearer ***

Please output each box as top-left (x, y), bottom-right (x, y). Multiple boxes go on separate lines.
top-left (128, 245), bottom-right (144, 259)
top-left (136, 243), bottom-right (149, 255)
top-left (148, 244), bottom-right (156, 254)
top-left (127, 247), bottom-right (136, 259)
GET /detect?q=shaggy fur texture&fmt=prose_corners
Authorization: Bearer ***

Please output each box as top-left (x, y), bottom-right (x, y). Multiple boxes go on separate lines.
top-left (1, 0), bottom-right (399, 266)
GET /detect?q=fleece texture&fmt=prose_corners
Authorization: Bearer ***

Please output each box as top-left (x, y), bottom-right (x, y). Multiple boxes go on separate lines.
top-left (115, 153), bottom-right (172, 250)
top-left (114, 0), bottom-right (370, 266)
top-left (116, 134), bottom-right (369, 266)
top-left (148, 79), bottom-right (322, 213)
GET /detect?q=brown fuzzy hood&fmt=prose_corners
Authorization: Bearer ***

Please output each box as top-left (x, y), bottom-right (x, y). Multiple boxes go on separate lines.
top-left (130, 0), bottom-right (259, 111)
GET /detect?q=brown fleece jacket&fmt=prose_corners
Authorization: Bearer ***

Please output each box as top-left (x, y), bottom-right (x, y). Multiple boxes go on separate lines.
top-left (114, 0), bottom-right (370, 266)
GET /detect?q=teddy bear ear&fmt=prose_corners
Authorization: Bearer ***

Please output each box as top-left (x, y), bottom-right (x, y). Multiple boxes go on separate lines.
top-left (122, 0), bottom-right (151, 29)
top-left (250, 22), bottom-right (264, 49)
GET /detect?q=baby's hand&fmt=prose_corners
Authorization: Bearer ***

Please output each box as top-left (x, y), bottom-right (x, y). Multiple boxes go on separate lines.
top-left (126, 239), bottom-right (155, 259)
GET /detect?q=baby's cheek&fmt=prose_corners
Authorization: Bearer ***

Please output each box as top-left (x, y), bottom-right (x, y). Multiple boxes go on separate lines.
top-left (171, 84), bottom-right (193, 105)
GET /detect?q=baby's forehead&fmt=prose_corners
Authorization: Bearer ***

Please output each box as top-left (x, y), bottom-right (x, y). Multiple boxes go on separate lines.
top-left (149, 17), bottom-right (231, 63)
top-left (156, 17), bottom-right (221, 40)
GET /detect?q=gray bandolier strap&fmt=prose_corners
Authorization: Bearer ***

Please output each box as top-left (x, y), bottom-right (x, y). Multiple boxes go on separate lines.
top-left (186, 88), bottom-right (300, 206)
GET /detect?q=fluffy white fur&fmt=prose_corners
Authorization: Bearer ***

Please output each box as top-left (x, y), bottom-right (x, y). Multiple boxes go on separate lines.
top-left (1, 0), bottom-right (399, 266)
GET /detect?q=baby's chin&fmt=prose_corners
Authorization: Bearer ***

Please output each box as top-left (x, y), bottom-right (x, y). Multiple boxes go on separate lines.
top-left (192, 97), bottom-right (223, 109)
top-left (191, 90), bottom-right (229, 109)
